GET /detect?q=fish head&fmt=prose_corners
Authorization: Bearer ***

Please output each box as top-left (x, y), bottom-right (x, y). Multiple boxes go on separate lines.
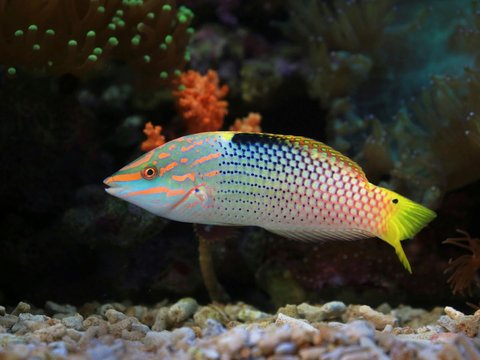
top-left (103, 144), bottom-right (194, 217)
top-left (103, 141), bottom-right (218, 222)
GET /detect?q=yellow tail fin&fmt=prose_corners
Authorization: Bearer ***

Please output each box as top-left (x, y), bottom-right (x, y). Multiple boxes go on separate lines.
top-left (380, 192), bottom-right (436, 273)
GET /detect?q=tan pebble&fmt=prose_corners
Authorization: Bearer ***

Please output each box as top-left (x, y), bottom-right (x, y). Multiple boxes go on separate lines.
top-left (168, 298), bottom-right (199, 324)
top-left (275, 313), bottom-right (317, 332)
top-left (97, 303), bottom-right (116, 316)
top-left (152, 307), bottom-right (170, 331)
top-left (171, 327), bottom-right (196, 347)
top-left (65, 328), bottom-right (83, 341)
top-left (277, 304), bottom-right (299, 319)
top-left (224, 303), bottom-right (245, 320)
top-left (111, 302), bottom-right (127, 312)
top-left (105, 309), bottom-right (127, 324)
top-left (438, 307), bottom-right (480, 337)
top-left (193, 306), bottom-right (225, 328)
top-left (299, 346), bottom-right (327, 359)
top-left (143, 330), bottom-right (172, 349)
top-left (61, 314), bottom-right (84, 330)
top-left (78, 326), bottom-right (98, 346)
top-left (142, 309), bottom-right (158, 327)
top-left (0, 314), bottom-right (18, 330)
top-left (297, 303), bottom-right (322, 322)
top-left (83, 315), bottom-right (104, 328)
top-left (121, 329), bottom-right (146, 341)
top-left (11, 302), bottom-right (31, 316)
top-left (32, 323), bottom-right (67, 342)
top-left (216, 328), bottom-right (247, 355)
top-left (108, 317), bottom-right (135, 337)
top-left (125, 305), bottom-right (148, 321)
top-left (238, 308), bottom-right (269, 322)
top-left (61, 335), bottom-right (80, 352)
top-left (345, 305), bottom-right (397, 330)
top-left (131, 322), bottom-right (150, 334)
top-left (258, 335), bottom-right (283, 355)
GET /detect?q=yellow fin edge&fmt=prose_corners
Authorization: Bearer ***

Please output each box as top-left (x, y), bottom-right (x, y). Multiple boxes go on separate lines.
top-left (381, 193), bottom-right (436, 273)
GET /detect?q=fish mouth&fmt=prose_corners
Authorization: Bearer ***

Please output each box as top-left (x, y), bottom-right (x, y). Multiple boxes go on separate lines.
top-left (103, 176), bottom-right (125, 196)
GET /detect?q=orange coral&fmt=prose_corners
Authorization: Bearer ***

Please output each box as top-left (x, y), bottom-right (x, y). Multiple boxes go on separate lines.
top-left (443, 229), bottom-right (480, 295)
top-left (173, 70), bottom-right (229, 134)
top-left (229, 112), bottom-right (262, 133)
top-left (141, 121), bottom-right (165, 152)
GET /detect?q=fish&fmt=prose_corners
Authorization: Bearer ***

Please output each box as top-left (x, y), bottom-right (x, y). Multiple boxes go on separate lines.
top-left (104, 132), bottom-right (436, 273)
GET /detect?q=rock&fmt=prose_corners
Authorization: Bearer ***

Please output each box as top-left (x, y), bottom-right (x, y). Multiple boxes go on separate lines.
top-left (131, 322), bottom-right (150, 335)
top-left (194, 306), bottom-right (226, 328)
top-left (171, 327), bottom-right (196, 346)
top-left (11, 302), bottom-right (31, 316)
top-left (11, 313), bottom-right (49, 334)
top-left (152, 307), bottom-right (169, 331)
top-left (299, 346), bottom-right (327, 359)
top-left (275, 314), bottom-right (317, 332)
top-left (61, 314), bottom-right (84, 331)
top-left (275, 342), bottom-right (297, 355)
top-left (168, 298), bottom-right (198, 323)
top-left (215, 327), bottom-right (248, 355)
top-left (83, 315), bottom-right (105, 328)
top-left (437, 307), bottom-right (480, 337)
top-left (277, 304), bottom-right (299, 318)
top-left (47, 341), bottom-right (69, 358)
top-left (45, 301), bottom-right (77, 315)
top-left (32, 323), bottom-right (67, 342)
top-left (343, 320), bottom-right (376, 341)
top-left (345, 305), bottom-right (397, 330)
top-left (105, 309), bottom-right (127, 324)
top-left (0, 314), bottom-right (18, 330)
top-left (317, 301), bottom-right (347, 320)
top-left (391, 305), bottom-right (427, 326)
top-left (238, 307), bottom-right (269, 322)
top-left (143, 330), bottom-right (172, 349)
top-left (202, 319), bottom-right (226, 338)
top-left (97, 303), bottom-right (116, 317)
top-left (0, 305), bottom-right (6, 316)
top-left (297, 301), bottom-right (346, 322)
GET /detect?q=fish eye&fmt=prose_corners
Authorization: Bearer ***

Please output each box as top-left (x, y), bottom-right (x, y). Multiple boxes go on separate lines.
top-left (142, 166), bottom-right (157, 180)
top-left (392, 198), bottom-right (399, 204)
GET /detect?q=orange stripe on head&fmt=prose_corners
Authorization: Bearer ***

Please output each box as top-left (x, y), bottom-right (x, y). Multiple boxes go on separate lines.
top-left (191, 152), bottom-right (221, 167)
top-left (108, 172), bottom-right (142, 182)
top-left (159, 161), bottom-right (178, 176)
top-left (158, 152), bottom-right (170, 159)
top-left (181, 140), bottom-right (204, 153)
top-left (168, 144), bottom-right (177, 150)
top-left (172, 172), bottom-right (195, 182)
top-left (180, 157), bottom-right (189, 163)
top-left (120, 151), bottom-right (154, 171)
top-left (125, 186), bottom-right (186, 197)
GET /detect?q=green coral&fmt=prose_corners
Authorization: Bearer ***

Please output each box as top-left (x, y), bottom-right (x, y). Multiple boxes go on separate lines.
top-left (0, 0), bottom-right (194, 87)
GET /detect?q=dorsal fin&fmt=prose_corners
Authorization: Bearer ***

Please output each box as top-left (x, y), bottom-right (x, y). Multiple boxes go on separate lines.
top-left (279, 134), bottom-right (367, 182)
top-left (228, 132), bottom-right (367, 182)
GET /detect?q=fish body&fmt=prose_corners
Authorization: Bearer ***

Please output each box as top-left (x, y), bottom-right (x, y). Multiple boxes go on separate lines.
top-left (104, 132), bottom-right (436, 272)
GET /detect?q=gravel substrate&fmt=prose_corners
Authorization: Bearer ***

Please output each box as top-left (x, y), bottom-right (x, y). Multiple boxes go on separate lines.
top-left (1, 299), bottom-right (479, 359)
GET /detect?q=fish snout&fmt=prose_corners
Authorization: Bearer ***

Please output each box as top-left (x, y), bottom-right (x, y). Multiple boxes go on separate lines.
top-left (103, 176), bottom-right (124, 196)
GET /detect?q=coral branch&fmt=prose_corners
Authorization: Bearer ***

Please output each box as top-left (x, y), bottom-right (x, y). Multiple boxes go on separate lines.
top-left (173, 70), bottom-right (229, 133)
top-left (443, 229), bottom-right (480, 295)
top-left (141, 121), bottom-right (165, 152)
top-left (229, 112), bottom-right (262, 133)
